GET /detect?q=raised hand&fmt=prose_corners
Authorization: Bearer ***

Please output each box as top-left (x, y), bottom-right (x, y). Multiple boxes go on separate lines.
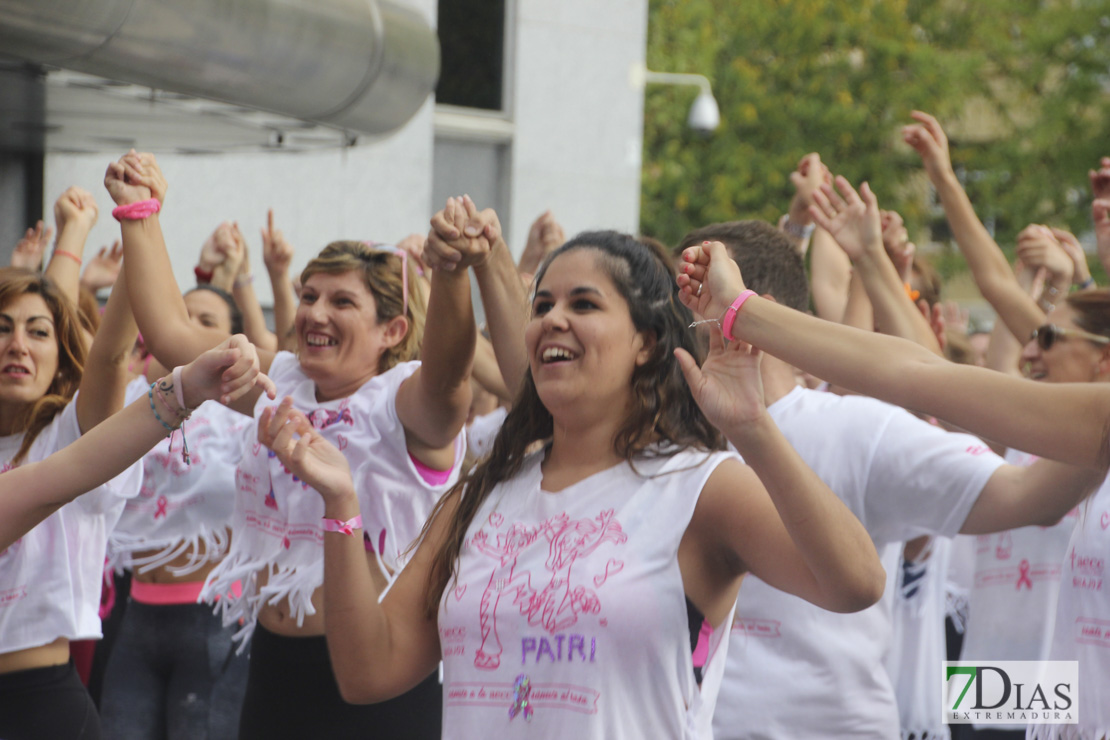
top-left (80, 241), bottom-right (124, 292)
top-left (1089, 156), bottom-right (1110, 201)
top-left (258, 397), bottom-right (354, 502)
top-left (1015, 224), bottom-right (1074, 286)
top-left (179, 333), bottom-right (276, 407)
top-left (808, 176), bottom-right (883, 262)
top-left (880, 210), bottom-right (915, 282)
top-left (675, 325), bottom-right (767, 433)
top-left (677, 240), bottom-right (748, 321)
top-left (394, 233), bottom-right (430, 275)
top-left (261, 209), bottom-right (295, 276)
top-left (902, 111), bottom-right (954, 183)
top-left (104, 154), bottom-right (152, 206)
top-left (1092, 199), bottom-right (1110, 255)
top-left (425, 195), bottom-right (498, 271)
top-left (517, 210), bottom-right (566, 275)
top-left (1049, 227), bottom-right (1092, 288)
top-left (11, 221), bottom-right (53, 271)
top-left (120, 150), bottom-right (168, 204)
top-left (789, 152), bottom-right (832, 215)
top-left (53, 186), bottom-right (99, 235)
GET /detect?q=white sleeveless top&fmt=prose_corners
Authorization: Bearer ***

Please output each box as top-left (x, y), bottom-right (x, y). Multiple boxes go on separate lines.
top-left (0, 399), bottom-right (141, 652)
top-left (438, 447), bottom-right (737, 740)
top-left (109, 377), bottom-right (251, 576)
top-left (202, 352), bottom-right (464, 642)
top-left (1028, 474), bottom-right (1110, 740)
top-left (961, 449), bottom-right (1078, 729)
top-left (886, 537), bottom-right (952, 740)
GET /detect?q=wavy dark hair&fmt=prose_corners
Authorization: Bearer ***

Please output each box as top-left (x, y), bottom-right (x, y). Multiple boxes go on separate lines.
top-left (422, 230), bottom-right (725, 616)
top-left (0, 268), bottom-right (87, 465)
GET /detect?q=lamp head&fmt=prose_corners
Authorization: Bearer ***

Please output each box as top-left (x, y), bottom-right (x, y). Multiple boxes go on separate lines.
top-left (687, 90), bottom-right (720, 133)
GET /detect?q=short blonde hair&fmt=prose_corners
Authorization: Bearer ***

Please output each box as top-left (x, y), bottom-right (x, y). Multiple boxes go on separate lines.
top-left (299, 241), bottom-right (426, 372)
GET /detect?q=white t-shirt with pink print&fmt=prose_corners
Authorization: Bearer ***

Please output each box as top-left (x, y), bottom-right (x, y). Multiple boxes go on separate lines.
top-left (0, 398), bottom-right (141, 653)
top-left (1029, 473), bottom-right (1110, 740)
top-left (438, 446), bottom-right (737, 740)
top-left (202, 352), bottom-right (464, 644)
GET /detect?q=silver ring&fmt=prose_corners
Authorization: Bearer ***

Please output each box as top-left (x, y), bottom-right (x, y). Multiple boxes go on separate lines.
top-left (696, 283), bottom-right (703, 297)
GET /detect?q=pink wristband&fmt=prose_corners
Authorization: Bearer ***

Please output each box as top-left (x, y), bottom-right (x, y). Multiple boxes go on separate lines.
top-left (172, 365), bottom-right (188, 410)
top-left (322, 514), bottom-right (363, 536)
top-left (721, 290), bottom-right (756, 342)
top-left (111, 198), bottom-right (161, 222)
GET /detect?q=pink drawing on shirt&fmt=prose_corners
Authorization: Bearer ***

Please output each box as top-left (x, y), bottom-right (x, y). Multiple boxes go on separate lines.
top-left (264, 485), bottom-right (278, 510)
top-left (1101, 511), bottom-right (1110, 530)
top-left (523, 510), bottom-right (627, 634)
top-left (153, 495), bottom-right (169, 520)
top-left (470, 523), bottom-right (541, 669)
top-left (466, 509), bottom-right (628, 671)
top-left (593, 558), bottom-right (624, 587)
top-left (337, 434), bottom-right (348, 451)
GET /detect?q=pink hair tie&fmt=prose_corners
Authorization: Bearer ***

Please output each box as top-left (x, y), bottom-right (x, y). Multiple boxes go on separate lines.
top-left (721, 290), bottom-right (757, 342)
top-left (111, 198), bottom-right (161, 222)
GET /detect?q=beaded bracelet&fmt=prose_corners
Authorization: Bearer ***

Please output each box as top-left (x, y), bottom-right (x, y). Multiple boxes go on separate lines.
top-left (149, 380), bottom-right (193, 463)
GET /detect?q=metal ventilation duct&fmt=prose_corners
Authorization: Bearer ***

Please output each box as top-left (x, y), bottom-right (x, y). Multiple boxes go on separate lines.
top-left (0, 0), bottom-right (439, 137)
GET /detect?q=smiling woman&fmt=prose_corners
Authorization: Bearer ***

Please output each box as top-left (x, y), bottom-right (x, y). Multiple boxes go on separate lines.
top-left (254, 225), bottom-right (886, 740)
top-left (107, 151), bottom-right (477, 738)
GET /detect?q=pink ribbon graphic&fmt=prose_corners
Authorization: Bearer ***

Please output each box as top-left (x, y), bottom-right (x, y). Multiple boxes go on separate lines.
top-left (153, 495), bottom-right (168, 520)
top-left (1016, 559), bottom-right (1033, 590)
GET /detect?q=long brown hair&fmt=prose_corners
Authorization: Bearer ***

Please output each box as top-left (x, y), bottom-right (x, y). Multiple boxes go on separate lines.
top-left (299, 241), bottom-right (426, 372)
top-left (422, 230), bottom-right (725, 616)
top-left (0, 268), bottom-right (87, 464)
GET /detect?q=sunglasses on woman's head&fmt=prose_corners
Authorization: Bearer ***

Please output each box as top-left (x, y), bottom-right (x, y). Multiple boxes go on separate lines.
top-left (1029, 324), bottom-right (1110, 351)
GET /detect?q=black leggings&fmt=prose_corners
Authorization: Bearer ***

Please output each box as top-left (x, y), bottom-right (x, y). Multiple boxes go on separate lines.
top-left (239, 624), bottom-right (441, 740)
top-left (0, 660), bottom-right (101, 740)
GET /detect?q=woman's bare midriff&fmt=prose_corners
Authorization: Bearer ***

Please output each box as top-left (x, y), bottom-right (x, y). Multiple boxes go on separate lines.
top-left (0, 637), bottom-right (69, 674)
top-left (257, 549), bottom-right (390, 637)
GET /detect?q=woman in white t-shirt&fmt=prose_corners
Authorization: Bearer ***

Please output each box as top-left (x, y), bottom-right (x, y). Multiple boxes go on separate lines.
top-left (260, 229), bottom-right (885, 739)
top-left (109, 151), bottom-right (475, 738)
top-left (0, 252), bottom-right (146, 738)
top-left (100, 285), bottom-right (253, 740)
top-left (681, 220), bottom-right (1110, 739)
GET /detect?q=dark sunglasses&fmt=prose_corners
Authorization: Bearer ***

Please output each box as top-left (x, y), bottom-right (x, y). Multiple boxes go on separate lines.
top-left (1029, 324), bottom-right (1110, 351)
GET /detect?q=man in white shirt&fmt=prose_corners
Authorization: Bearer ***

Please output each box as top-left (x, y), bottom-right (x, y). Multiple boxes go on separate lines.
top-left (678, 221), bottom-right (1098, 739)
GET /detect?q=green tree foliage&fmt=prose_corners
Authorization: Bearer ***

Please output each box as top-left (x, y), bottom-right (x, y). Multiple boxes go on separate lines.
top-left (642, 0), bottom-right (1110, 273)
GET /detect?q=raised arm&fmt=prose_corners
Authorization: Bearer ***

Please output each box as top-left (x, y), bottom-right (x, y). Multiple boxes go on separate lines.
top-left (11, 221), bottom-right (52, 273)
top-left (75, 262), bottom-right (138, 432)
top-left (0, 335), bottom-right (274, 551)
top-left (903, 111), bottom-right (1045, 340)
top-left (676, 329), bottom-right (884, 616)
top-left (261, 208), bottom-right (299, 349)
top-left (778, 152), bottom-right (828, 258)
top-left (426, 196), bottom-right (530, 398)
top-left (46, 187), bottom-right (99, 304)
top-left (810, 178), bottom-right (941, 353)
top-left (394, 197), bottom-right (479, 465)
top-left (105, 151), bottom-right (274, 414)
top-left (678, 241), bottom-right (1110, 470)
top-left (258, 401), bottom-right (444, 702)
top-left (229, 222), bottom-right (279, 351)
